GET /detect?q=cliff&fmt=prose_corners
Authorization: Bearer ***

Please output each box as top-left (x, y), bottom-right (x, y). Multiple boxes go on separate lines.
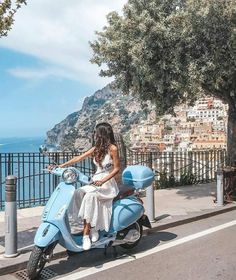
top-left (46, 84), bottom-right (153, 151)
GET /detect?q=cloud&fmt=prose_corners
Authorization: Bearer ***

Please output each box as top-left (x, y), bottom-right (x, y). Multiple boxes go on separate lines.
top-left (0, 0), bottom-right (126, 86)
top-left (7, 66), bottom-right (78, 80)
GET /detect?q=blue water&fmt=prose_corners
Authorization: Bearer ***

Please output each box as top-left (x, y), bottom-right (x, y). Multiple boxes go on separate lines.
top-left (0, 136), bottom-right (45, 153)
top-left (0, 137), bottom-right (91, 210)
top-left (0, 137), bottom-right (49, 210)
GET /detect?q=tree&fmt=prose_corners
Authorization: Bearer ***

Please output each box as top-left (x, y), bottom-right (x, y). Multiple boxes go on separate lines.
top-left (187, 117), bottom-right (196, 122)
top-left (0, 0), bottom-right (26, 38)
top-left (90, 0), bottom-right (236, 161)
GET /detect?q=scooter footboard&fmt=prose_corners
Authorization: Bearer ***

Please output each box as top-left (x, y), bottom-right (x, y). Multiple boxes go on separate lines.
top-left (34, 222), bottom-right (60, 247)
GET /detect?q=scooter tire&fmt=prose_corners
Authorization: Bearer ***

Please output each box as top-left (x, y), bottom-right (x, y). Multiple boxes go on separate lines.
top-left (27, 246), bottom-right (47, 280)
top-left (120, 221), bottom-right (143, 249)
top-left (27, 241), bottom-right (57, 280)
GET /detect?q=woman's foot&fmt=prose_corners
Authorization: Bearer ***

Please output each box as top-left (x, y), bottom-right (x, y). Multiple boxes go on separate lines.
top-left (82, 235), bottom-right (91, 250)
top-left (90, 228), bottom-right (99, 242)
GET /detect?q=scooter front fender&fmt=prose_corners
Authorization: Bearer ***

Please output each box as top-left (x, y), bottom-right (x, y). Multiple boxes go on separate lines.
top-left (34, 222), bottom-right (60, 248)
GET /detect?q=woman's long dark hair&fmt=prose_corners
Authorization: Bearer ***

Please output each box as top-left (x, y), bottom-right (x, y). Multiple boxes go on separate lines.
top-left (93, 122), bottom-right (116, 167)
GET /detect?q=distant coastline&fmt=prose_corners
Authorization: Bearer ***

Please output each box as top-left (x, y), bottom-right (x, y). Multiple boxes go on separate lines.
top-left (0, 136), bottom-right (45, 153)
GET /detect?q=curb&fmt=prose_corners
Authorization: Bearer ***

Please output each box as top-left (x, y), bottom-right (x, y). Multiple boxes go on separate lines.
top-left (1, 204), bottom-right (236, 276)
top-left (144, 204), bottom-right (236, 234)
top-left (0, 248), bottom-right (67, 276)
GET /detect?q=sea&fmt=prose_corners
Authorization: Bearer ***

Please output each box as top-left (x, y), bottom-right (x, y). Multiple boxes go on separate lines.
top-left (0, 136), bottom-right (49, 210)
top-left (0, 136), bottom-right (45, 153)
top-left (0, 137), bottom-right (90, 210)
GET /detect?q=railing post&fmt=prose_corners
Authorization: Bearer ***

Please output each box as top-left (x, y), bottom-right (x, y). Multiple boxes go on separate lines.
top-left (146, 153), bottom-right (155, 222)
top-left (216, 164), bottom-right (224, 207)
top-left (4, 175), bottom-right (18, 258)
top-left (146, 184), bottom-right (155, 222)
top-left (7, 154), bottom-right (12, 175)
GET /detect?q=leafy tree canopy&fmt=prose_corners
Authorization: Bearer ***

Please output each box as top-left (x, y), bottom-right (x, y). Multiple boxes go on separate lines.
top-left (90, 0), bottom-right (236, 116)
top-left (0, 0), bottom-right (26, 37)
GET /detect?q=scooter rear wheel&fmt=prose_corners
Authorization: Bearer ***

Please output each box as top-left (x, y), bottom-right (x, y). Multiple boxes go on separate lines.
top-left (120, 221), bottom-right (143, 249)
top-left (27, 243), bottom-right (56, 280)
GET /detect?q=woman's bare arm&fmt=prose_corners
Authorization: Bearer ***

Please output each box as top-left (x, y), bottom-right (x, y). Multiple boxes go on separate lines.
top-left (59, 147), bottom-right (95, 168)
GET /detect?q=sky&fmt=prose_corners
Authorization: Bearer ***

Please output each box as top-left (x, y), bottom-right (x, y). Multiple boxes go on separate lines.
top-left (0, 0), bottom-right (126, 138)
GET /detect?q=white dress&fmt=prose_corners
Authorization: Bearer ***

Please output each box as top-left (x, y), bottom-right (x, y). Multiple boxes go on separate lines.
top-left (69, 153), bottom-right (119, 232)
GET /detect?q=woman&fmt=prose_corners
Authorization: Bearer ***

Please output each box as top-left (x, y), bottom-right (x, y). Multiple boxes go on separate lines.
top-left (58, 122), bottom-right (120, 250)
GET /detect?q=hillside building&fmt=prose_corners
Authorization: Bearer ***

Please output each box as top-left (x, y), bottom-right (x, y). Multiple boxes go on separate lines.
top-left (130, 97), bottom-right (228, 152)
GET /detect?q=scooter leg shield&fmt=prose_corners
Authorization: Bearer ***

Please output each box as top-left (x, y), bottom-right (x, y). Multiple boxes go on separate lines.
top-left (34, 222), bottom-right (60, 247)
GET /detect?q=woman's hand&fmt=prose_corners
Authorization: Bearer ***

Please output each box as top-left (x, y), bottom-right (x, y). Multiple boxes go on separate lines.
top-left (92, 180), bottom-right (104, 187)
top-left (47, 164), bottom-right (58, 171)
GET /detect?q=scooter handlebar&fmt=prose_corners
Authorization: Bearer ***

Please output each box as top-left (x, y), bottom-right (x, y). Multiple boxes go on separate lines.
top-left (42, 168), bottom-right (64, 175)
top-left (50, 167), bottom-right (65, 176)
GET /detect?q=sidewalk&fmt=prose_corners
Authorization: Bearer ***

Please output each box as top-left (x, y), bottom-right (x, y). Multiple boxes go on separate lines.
top-left (0, 182), bottom-right (236, 275)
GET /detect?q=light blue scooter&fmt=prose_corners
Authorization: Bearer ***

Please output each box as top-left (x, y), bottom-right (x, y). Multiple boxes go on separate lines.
top-left (27, 165), bottom-right (154, 279)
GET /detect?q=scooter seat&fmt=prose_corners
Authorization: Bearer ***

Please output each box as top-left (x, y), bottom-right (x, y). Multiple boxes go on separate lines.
top-left (113, 185), bottom-right (135, 202)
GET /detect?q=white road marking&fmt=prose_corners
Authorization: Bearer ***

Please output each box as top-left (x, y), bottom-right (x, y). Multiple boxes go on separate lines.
top-left (57, 220), bottom-right (236, 280)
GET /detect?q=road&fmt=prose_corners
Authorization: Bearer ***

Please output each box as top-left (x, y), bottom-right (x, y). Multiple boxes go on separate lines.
top-left (1, 210), bottom-right (236, 280)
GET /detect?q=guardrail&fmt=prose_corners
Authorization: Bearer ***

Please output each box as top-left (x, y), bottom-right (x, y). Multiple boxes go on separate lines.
top-left (126, 149), bottom-right (227, 188)
top-left (0, 149), bottom-right (227, 210)
top-left (0, 152), bottom-right (94, 210)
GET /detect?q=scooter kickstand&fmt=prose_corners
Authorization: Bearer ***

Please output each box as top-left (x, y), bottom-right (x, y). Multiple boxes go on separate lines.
top-left (104, 245), bottom-right (117, 258)
top-left (104, 241), bottom-right (114, 257)
top-left (104, 247), bottom-right (107, 257)
top-left (112, 246), bottom-right (118, 258)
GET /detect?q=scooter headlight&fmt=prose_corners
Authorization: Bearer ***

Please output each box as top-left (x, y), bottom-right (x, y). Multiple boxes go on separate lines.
top-left (62, 167), bottom-right (78, 184)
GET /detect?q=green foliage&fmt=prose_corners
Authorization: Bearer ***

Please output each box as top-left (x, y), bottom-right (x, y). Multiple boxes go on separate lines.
top-left (165, 125), bottom-right (172, 130)
top-left (158, 172), bottom-right (170, 189)
top-left (119, 106), bottom-right (129, 116)
top-left (179, 171), bottom-right (197, 185)
top-left (91, 0), bottom-right (236, 116)
top-left (157, 170), bottom-right (197, 188)
top-left (87, 97), bottom-right (106, 107)
top-left (158, 172), bottom-right (176, 189)
top-left (187, 116), bottom-right (196, 122)
top-left (0, 0), bottom-right (26, 37)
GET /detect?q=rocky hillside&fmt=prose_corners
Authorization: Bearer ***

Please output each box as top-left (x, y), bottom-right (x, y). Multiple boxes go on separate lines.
top-left (46, 84), bottom-right (154, 151)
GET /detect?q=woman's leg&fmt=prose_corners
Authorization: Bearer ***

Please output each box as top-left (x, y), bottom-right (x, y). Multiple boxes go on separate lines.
top-left (82, 220), bottom-right (92, 250)
top-left (83, 220), bottom-right (99, 242)
top-left (83, 220), bottom-right (91, 235)
top-left (68, 189), bottom-right (84, 223)
top-left (79, 192), bottom-right (99, 230)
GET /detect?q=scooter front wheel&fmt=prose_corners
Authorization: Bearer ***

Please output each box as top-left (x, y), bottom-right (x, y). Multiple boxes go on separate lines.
top-left (27, 243), bottom-right (56, 279)
top-left (120, 221), bottom-right (143, 249)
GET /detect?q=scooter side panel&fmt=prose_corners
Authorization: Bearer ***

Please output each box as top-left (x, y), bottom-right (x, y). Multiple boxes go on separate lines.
top-left (34, 222), bottom-right (60, 247)
top-left (41, 182), bottom-right (86, 252)
top-left (110, 196), bottom-right (144, 232)
top-left (42, 182), bottom-right (75, 221)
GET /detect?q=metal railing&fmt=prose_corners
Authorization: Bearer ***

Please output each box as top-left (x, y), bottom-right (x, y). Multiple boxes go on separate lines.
top-left (0, 152), bottom-right (94, 210)
top-left (126, 149), bottom-right (227, 188)
top-left (0, 149), bottom-right (227, 210)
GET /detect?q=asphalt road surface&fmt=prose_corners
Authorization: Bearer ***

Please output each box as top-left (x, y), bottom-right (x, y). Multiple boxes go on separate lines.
top-left (2, 210), bottom-right (236, 280)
